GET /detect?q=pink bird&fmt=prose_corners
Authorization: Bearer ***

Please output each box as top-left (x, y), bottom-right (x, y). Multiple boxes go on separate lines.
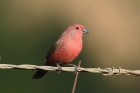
top-left (32, 24), bottom-right (88, 79)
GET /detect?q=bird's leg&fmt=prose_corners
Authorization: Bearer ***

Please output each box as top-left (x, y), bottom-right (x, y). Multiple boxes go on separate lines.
top-left (56, 63), bottom-right (62, 74)
top-left (67, 64), bottom-right (79, 73)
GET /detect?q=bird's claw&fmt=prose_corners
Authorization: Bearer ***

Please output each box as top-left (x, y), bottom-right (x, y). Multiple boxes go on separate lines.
top-left (56, 63), bottom-right (62, 74)
top-left (68, 64), bottom-right (79, 73)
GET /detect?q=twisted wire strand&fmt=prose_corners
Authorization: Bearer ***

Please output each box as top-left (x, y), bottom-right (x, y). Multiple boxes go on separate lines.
top-left (0, 64), bottom-right (139, 77)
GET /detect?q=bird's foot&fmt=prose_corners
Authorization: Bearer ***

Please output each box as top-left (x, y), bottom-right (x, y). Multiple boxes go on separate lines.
top-left (67, 64), bottom-right (79, 73)
top-left (56, 63), bottom-right (62, 74)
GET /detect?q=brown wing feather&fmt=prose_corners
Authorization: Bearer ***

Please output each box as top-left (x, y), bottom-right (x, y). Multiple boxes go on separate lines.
top-left (32, 40), bottom-right (63, 79)
top-left (45, 40), bottom-right (62, 59)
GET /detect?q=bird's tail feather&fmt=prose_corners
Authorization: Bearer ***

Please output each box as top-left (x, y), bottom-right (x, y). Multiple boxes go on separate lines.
top-left (32, 70), bottom-right (48, 79)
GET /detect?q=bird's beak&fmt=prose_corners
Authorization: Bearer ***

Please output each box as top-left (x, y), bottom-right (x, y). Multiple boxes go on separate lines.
top-left (82, 28), bottom-right (89, 34)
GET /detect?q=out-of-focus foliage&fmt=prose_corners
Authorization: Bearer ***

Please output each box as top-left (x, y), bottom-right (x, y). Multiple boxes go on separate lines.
top-left (0, 0), bottom-right (140, 93)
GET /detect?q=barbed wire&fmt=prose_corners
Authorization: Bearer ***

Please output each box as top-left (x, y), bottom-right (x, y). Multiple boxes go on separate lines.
top-left (0, 64), bottom-right (140, 77)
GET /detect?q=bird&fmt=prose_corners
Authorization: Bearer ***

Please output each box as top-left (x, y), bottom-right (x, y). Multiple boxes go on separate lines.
top-left (32, 24), bottom-right (88, 79)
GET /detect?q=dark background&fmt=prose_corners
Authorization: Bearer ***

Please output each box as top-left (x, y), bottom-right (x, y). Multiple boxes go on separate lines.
top-left (0, 0), bottom-right (140, 93)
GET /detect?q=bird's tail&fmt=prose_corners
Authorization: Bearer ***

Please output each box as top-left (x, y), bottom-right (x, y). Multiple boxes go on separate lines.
top-left (32, 69), bottom-right (48, 79)
top-left (32, 59), bottom-right (48, 79)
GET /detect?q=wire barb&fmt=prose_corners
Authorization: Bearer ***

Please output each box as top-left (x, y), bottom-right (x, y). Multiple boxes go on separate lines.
top-left (0, 64), bottom-right (140, 77)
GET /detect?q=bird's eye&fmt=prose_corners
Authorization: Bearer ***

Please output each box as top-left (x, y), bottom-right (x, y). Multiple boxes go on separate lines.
top-left (76, 27), bottom-right (79, 30)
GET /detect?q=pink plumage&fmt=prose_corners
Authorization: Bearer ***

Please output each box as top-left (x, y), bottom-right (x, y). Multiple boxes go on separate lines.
top-left (32, 24), bottom-right (88, 79)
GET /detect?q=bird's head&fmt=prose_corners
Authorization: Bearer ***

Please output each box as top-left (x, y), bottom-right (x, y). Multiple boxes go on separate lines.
top-left (65, 24), bottom-right (88, 38)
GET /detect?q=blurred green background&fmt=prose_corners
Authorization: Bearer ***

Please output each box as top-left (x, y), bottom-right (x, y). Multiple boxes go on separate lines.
top-left (0, 0), bottom-right (140, 93)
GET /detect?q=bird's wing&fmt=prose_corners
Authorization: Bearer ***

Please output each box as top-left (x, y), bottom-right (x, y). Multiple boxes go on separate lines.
top-left (45, 40), bottom-right (63, 59)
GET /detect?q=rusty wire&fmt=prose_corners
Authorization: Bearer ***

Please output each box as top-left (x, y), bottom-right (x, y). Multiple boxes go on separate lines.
top-left (0, 64), bottom-right (140, 77)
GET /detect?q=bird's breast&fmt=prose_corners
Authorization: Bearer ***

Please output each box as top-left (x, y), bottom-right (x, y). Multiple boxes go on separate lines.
top-left (48, 39), bottom-right (82, 65)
